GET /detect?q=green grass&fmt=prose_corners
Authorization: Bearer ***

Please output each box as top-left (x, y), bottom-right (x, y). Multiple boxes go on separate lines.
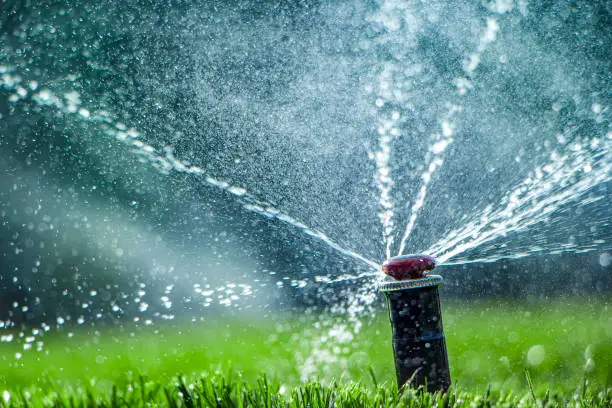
top-left (2, 375), bottom-right (607, 408)
top-left (0, 298), bottom-right (610, 406)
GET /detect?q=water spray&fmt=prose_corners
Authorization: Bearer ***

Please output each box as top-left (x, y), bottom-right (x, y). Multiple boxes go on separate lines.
top-left (379, 255), bottom-right (451, 393)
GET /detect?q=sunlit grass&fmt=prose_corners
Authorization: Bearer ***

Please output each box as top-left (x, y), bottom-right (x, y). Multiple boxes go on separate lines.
top-left (2, 374), bottom-right (611, 408)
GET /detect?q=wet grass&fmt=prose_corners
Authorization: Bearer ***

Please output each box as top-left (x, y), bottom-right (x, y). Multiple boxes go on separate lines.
top-left (0, 297), bottom-right (610, 407)
top-left (2, 374), bottom-right (609, 408)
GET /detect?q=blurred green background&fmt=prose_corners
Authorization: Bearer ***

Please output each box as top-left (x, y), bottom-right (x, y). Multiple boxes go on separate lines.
top-left (2, 298), bottom-right (609, 394)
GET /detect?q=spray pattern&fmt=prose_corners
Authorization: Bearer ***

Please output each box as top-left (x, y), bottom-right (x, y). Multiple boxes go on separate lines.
top-left (367, 0), bottom-right (422, 260)
top-left (397, 17), bottom-right (502, 255)
top-left (1, 1), bottom-right (609, 380)
top-left (0, 67), bottom-right (378, 272)
top-left (430, 129), bottom-right (612, 264)
top-left (364, 6), bottom-right (503, 256)
top-left (396, 111), bottom-right (457, 256)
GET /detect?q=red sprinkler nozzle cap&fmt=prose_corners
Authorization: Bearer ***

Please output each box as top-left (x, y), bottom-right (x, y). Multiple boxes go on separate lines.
top-left (382, 254), bottom-right (437, 280)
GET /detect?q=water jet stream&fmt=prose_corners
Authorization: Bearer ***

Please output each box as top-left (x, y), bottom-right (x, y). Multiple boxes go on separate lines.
top-left (372, 101), bottom-right (398, 260)
top-left (396, 17), bottom-right (501, 256)
top-left (0, 68), bottom-right (379, 272)
top-left (396, 120), bottom-right (455, 256)
top-left (429, 131), bottom-right (611, 265)
top-left (438, 239), bottom-right (606, 266)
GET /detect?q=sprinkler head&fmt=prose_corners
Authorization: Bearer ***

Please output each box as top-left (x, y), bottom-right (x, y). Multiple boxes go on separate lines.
top-left (382, 254), bottom-right (436, 280)
top-left (379, 254), bottom-right (450, 393)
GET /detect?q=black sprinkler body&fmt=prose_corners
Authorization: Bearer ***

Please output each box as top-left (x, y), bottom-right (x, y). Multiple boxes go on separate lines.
top-left (379, 255), bottom-right (451, 393)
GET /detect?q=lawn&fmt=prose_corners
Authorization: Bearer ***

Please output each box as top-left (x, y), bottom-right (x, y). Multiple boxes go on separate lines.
top-left (0, 297), bottom-right (610, 406)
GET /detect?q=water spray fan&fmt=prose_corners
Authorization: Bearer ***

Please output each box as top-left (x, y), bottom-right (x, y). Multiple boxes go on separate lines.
top-left (379, 254), bottom-right (451, 393)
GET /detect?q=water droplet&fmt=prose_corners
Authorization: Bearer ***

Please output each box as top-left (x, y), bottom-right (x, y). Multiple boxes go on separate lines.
top-left (527, 345), bottom-right (546, 366)
top-left (599, 252), bottom-right (611, 267)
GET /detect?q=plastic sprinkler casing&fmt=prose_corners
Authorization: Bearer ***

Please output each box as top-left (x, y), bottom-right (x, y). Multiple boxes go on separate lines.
top-left (379, 255), bottom-right (451, 393)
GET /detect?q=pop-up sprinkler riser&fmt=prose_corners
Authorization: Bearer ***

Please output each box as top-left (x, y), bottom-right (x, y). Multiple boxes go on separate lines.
top-left (379, 255), bottom-right (451, 393)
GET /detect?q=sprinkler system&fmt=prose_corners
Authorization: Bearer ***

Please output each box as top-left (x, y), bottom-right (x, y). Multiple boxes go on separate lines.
top-left (379, 255), bottom-right (451, 393)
